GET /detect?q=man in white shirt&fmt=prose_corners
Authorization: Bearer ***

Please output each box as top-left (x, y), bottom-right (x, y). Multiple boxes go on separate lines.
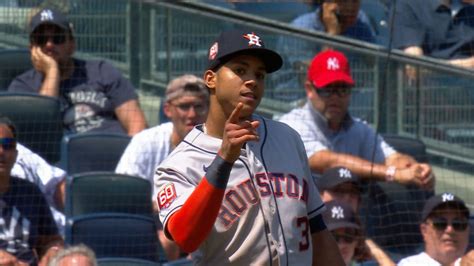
top-left (398, 193), bottom-right (474, 266)
top-left (116, 74), bottom-right (209, 182)
top-left (115, 74), bottom-right (209, 260)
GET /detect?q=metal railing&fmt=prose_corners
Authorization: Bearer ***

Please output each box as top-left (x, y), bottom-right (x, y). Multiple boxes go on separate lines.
top-left (1, 0), bottom-right (473, 164)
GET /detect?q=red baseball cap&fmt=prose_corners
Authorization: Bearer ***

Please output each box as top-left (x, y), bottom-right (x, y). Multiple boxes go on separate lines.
top-left (308, 50), bottom-right (354, 88)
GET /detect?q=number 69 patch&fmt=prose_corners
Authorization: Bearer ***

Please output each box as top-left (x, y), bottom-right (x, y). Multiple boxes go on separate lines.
top-left (157, 183), bottom-right (177, 210)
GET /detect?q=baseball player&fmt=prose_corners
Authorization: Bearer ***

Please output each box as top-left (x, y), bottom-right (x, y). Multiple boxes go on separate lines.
top-left (155, 30), bottom-right (344, 265)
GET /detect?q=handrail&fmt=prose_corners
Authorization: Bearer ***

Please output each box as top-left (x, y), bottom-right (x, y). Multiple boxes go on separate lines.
top-left (147, 1), bottom-right (474, 79)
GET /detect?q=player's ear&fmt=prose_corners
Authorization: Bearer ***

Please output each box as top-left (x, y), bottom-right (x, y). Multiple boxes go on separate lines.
top-left (204, 69), bottom-right (217, 93)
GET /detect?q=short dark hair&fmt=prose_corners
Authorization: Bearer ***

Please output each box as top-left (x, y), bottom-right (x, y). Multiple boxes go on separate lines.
top-left (0, 116), bottom-right (17, 139)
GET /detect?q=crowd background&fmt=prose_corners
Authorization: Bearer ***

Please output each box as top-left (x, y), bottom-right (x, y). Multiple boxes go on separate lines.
top-left (0, 0), bottom-right (473, 265)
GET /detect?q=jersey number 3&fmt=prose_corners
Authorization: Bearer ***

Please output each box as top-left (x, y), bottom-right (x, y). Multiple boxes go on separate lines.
top-left (297, 216), bottom-right (309, 251)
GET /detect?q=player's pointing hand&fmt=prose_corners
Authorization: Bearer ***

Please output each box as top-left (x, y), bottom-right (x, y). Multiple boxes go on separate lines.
top-left (219, 102), bottom-right (260, 163)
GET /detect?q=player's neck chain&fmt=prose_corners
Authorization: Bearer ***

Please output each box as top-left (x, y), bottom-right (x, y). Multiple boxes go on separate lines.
top-left (203, 123), bottom-right (208, 134)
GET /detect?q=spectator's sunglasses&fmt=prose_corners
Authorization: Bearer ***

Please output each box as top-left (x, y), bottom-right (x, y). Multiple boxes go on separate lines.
top-left (313, 84), bottom-right (352, 98)
top-left (31, 34), bottom-right (67, 46)
top-left (428, 217), bottom-right (468, 232)
top-left (0, 138), bottom-right (16, 151)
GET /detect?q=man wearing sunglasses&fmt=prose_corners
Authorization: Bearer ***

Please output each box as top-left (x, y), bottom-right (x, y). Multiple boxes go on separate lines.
top-left (8, 8), bottom-right (146, 136)
top-left (398, 192), bottom-right (473, 265)
top-left (0, 116), bottom-right (63, 265)
top-left (279, 49), bottom-right (434, 189)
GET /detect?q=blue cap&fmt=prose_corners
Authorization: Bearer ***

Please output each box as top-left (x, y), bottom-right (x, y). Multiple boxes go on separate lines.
top-left (29, 8), bottom-right (72, 35)
top-left (207, 29), bottom-right (282, 73)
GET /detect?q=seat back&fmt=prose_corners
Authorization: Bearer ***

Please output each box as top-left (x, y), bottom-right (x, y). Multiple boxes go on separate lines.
top-left (66, 213), bottom-right (161, 262)
top-left (0, 49), bottom-right (32, 91)
top-left (60, 133), bottom-right (131, 175)
top-left (382, 134), bottom-right (428, 163)
top-left (65, 171), bottom-right (153, 217)
top-left (0, 92), bottom-right (62, 163)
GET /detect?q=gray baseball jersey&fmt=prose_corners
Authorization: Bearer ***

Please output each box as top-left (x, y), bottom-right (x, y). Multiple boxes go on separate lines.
top-left (155, 115), bottom-right (325, 265)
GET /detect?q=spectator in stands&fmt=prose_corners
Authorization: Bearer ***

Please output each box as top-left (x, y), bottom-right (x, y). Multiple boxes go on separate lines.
top-left (0, 116), bottom-right (63, 265)
top-left (13, 142), bottom-right (66, 235)
top-left (116, 74), bottom-right (209, 261)
top-left (274, 0), bottom-right (376, 100)
top-left (318, 168), bottom-right (396, 265)
top-left (279, 49), bottom-right (434, 189)
top-left (391, 0), bottom-right (474, 69)
top-left (48, 244), bottom-right (97, 266)
top-left (398, 192), bottom-right (474, 265)
top-left (8, 8), bottom-right (147, 136)
top-left (323, 200), bottom-right (395, 266)
top-left (316, 166), bottom-right (361, 212)
top-left (0, 115), bottom-right (66, 235)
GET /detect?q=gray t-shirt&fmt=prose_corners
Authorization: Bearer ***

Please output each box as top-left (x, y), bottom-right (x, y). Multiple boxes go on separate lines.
top-left (8, 58), bottom-right (138, 134)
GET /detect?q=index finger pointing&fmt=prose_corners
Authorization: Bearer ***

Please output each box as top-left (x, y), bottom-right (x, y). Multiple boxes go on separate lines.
top-left (227, 102), bottom-right (243, 123)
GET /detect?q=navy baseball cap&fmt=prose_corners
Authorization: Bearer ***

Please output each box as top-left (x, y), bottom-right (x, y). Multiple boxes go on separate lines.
top-left (323, 200), bottom-right (361, 231)
top-left (29, 8), bottom-right (73, 35)
top-left (207, 29), bottom-right (283, 73)
top-left (315, 167), bottom-right (360, 191)
top-left (421, 192), bottom-right (470, 221)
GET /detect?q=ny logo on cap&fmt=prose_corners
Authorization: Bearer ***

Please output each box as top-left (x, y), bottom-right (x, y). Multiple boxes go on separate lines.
top-left (40, 9), bottom-right (54, 21)
top-left (243, 33), bottom-right (262, 47)
top-left (331, 206), bottom-right (344, 219)
top-left (327, 57), bottom-right (340, 71)
top-left (441, 193), bottom-right (455, 202)
top-left (209, 42), bottom-right (218, 60)
top-left (338, 168), bottom-right (352, 179)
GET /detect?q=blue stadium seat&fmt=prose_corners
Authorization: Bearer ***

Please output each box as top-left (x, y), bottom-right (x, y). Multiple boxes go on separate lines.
top-left (163, 258), bottom-right (193, 266)
top-left (0, 49), bottom-right (31, 91)
top-left (382, 134), bottom-right (428, 163)
top-left (0, 92), bottom-right (62, 163)
top-left (59, 133), bottom-right (131, 175)
top-left (66, 213), bottom-right (163, 262)
top-left (65, 171), bottom-right (153, 217)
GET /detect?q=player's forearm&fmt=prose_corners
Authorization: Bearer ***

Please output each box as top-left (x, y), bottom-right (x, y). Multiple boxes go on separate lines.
top-left (309, 150), bottom-right (387, 181)
top-left (167, 155), bottom-right (232, 253)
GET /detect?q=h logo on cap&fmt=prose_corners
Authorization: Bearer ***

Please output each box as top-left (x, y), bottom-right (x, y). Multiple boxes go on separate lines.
top-left (441, 193), bottom-right (455, 202)
top-left (327, 57), bottom-right (340, 71)
top-left (331, 206), bottom-right (344, 219)
top-left (243, 33), bottom-right (262, 47)
top-left (40, 9), bottom-right (54, 21)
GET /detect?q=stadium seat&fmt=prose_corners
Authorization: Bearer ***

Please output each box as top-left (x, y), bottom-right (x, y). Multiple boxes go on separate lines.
top-left (66, 213), bottom-right (163, 262)
top-left (162, 258), bottom-right (193, 266)
top-left (361, 134), bottom-right (433, 256)
top-left (0, 49), bottom-right (31, 91)
top-left (59, 133), bottom-right (131, 175)
top-left (97, 257), bottom-right (159, 266)
top-left (382, 134), bottom-right (429, 163)
top-left (65, 171), bottom-right (153, 217)
top-left (0, 92), bottom-right (62, 163)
